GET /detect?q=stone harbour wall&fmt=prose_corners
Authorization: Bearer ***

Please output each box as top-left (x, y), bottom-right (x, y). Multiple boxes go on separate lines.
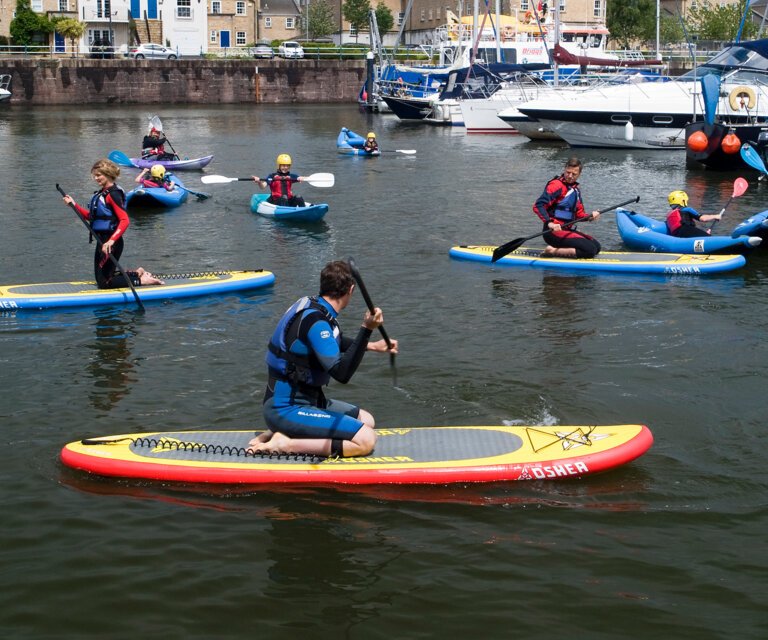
top-left (0, 58), bottom-right (367, 105)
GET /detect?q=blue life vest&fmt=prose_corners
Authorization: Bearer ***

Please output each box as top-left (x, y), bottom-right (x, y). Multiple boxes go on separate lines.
top-left (266, 296), bottom-right (340, 388)
top-left (552, 185), bottom-right (581, 223)
top-left (88, 185), bottom-right (125, 233)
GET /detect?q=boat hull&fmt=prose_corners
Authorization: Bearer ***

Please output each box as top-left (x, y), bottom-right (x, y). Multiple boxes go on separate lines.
top-left (685, 121), bottom-right (768, 170)
top-left (125, 174), bottom-right (188, 208)
top-left (131, 154), bottom-right (214, 170)
top-left (250, 194), bottom-right (328, 221)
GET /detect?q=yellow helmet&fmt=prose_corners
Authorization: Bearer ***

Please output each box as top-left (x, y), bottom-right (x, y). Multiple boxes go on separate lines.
top-left (367, 132), bottom-right (376, 139)
top-left (668, 190), bottom-right (688, 207)
top-left (277, 153), bottom-right (292, 167)
top-left (150, 164), bottom-right (166, 179)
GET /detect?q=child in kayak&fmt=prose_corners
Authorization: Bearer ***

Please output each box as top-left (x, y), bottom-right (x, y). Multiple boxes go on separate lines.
top-left (665, 190), bottom-right (722, 237)
top-left (136, 164), bottom-right (174, 190)
top-left (364, 132), bottom-right (379, 154)
top-left (255, 154), bottom-right (306, 207)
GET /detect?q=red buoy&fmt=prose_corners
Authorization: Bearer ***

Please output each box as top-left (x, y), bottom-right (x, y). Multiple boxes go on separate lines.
top-left (721, 133), bottom-right (741, 154)
top-left (687, 130), bottom-right (708, 152)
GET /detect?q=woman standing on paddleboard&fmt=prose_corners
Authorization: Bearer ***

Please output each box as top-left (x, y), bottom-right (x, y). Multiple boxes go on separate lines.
top-left (533, 156), bottom-right (601, 259)
top-left (61, 159), bottom-right (163, 288)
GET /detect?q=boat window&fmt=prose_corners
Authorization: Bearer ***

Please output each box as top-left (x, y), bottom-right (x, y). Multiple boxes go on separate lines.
top-left (610, 114), bottom-right (631, 123)
top-left (652, 115), bottom-right (673, 124)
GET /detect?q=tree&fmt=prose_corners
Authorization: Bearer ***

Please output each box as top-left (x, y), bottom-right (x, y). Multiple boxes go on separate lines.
top-left (606, 0), bottom-right (656, 49)
top-left (374, 1), bottom-right (394, 35)
top-left (688, 0), bottom-right (757, 42)
top-left (54, 18), bottom-right (86, 57)
top-left (342, 0), bottom-right (370, 43)
top-left (9, 0), bottom-right (52, 46)
top-left (305, 0), bottom-right (336, 40)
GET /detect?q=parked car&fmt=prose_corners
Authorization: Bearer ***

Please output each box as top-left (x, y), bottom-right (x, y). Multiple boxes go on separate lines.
top-left (127, 43), bottom-right (178, 60)
top-left (251, 42), bottom-right (274, 59)
top-left (90, 37), bottom-right (115, 59)
top-left (278, 41), bottom-right (304, 59)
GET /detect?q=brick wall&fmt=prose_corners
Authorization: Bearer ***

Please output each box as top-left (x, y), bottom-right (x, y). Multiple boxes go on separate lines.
top-left (0, 58), bottom-right (367, 105)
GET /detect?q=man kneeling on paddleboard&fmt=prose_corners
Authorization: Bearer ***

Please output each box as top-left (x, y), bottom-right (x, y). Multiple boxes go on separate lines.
top-left (248, 261), bottom-right (398, 458)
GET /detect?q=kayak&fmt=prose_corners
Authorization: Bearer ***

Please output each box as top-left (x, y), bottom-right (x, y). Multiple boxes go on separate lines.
top-left (449, 245), bottom-right (746, 275)
top-left (60, 424), bottom-right (653, 485)
top-left (131, 154), bottom-right (214, 171)
top-left (336, 127), bottom-right (380, 156)
top-left (616, 209), bottom-right (761, 254)
top-left (731, 209), bottom-right (768, 241)
top-left (250, 193), bottom-right (328, 222)
top-left (125, 172), bottom-right (188, 208)
top-left (0, 270), bottom-right (275, 311)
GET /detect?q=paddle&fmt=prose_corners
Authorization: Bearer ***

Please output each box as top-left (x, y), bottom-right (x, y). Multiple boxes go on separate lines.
top-left (108, 150), bottom-right (137, 168)
top-left (174, 184), bottom-right (210, 201)
top-left (491, 196), bottom-right (641, 263)
top-left (381, 149), bottom-right (417, 155)
top-left (201, 173), bottom-right (335, 188)
top-left (709, 177), bottom-right (748, 232)
top-left (56, 184), bottom-right (145, 313)
top-left (740, 143), bottom-right (768, 179)
top-left (347, 257), bottom-right (397, 383)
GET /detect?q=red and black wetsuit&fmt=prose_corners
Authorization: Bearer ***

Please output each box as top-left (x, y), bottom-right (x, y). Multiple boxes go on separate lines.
top-left (141, 134), bottom-right (175, 160)
top-left (264, 171), bottom-right (305, 207)
top-left (666, 206), bottom-right (709, 238)
top-left (533, 174), bottom-right (601, 258)
top-left (72, 185), bottom-right (141, 289)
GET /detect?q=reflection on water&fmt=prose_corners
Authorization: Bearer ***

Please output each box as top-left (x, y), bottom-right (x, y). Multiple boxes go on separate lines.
top-left (86, 309), bottom-right (138, 411)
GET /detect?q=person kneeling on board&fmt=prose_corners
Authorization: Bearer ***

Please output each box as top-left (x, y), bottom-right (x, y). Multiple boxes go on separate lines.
top-left (533, 156), bottom-right (601, 258)
top-left (248, 260), bottom-right (398, 458)
top-left (665, 190), bottom-right (721, 237)
top-left (61, 159), bottom-right (163, 288)
top-left (255, 153), bottom-right (306, 207)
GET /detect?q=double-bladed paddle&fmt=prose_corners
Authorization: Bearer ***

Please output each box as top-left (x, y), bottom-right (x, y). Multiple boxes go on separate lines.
top-left (709, 177), bottom-right (748, 232)
top-left (380, 149), bottom-right (417, 154)
top-left (108, 150), bottom-right (137, 168)
top-left (491, 196), bottom-right (641, 263)
top-left (201, 173), bottom-right (335, 188)
top-left (347, 257), bottom-right (397, 385)
top-left (174, 184), bottom-right (211, 201)
top-left (740, 142), bottom-right (767, 177)
top-left (56, 184), bottom-right (145, 313)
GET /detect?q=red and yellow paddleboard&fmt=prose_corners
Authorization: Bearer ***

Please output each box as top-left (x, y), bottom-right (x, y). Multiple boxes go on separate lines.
top-left (61, 425), bottom-right (653, 485)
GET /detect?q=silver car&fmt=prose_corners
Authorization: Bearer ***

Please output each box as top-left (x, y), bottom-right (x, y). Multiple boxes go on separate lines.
top-left (128, 43), bottom-right (178, 60)
top-left (252, 42), bottom-right (274, 59)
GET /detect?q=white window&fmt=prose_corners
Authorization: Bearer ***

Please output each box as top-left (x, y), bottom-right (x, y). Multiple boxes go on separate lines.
top-left (437, 7), bottom-right (440, 19)
top-left (212, 1), bottom-right (221, 13)
top-left (428, 9), bottom-right (433, 20)
top-left (397, 11), bottom-right (404, 25)
top-left (286, 17), bottom-right (294, 29)
top-left (31, 0), bottom-right (42, 10)
top-left (236, 1), bottom-right (245, 15)
top-left (350, 25), bottom-right (357, 36)
top-left (236, 31), bottom-right (246, 45)
top-left (58, 0), bottom-right (68, 10)
top-left (593, 0), bottom-right (600, 17)
top-left (210, 30), bottom-right (217, 42)
top-left (177, 0), bottom-right (191, 18)
top-left (521, 0), bottom-right (529, 9)
top-left (265, 17), bottom-right (272, 28)
top-left (559, 0), bottom-right (565, 11)
top-left (420, 9), bottom-right (425, 21)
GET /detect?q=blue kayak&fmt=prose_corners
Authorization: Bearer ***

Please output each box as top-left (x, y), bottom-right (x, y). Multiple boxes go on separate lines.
top-left (249, 194), bottom-right (328, 222)
top-left (126, 173), bottom-right (188, 209)
top-left (336, 127), bottom-right (380, 156)
top-left (616, 209), bottom-right (761, 254)
top-left (731, 210), bottom-right (768, 241)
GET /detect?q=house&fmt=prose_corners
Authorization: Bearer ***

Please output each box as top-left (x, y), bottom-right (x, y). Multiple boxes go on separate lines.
top-left (208, 0), bottom-right (257, 50)
top-left (256, 0), bottom-right (301, 43)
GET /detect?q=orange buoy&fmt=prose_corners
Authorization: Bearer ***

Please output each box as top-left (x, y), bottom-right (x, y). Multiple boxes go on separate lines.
top-left (687, 130), bottom-right (708, 152)
top-left (721, 132), bottom-right (741, 154)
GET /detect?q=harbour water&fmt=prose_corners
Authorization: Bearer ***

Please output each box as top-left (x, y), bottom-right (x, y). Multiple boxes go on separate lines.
top-left (1, 104), bottom-right (766, 638)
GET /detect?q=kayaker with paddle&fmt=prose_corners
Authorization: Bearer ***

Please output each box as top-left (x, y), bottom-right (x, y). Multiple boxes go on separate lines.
top-left (247, 260), bottom-right (398, 458)
top-left (534, 156), bottom-right (601, 258)
top-left (364, 132), bottom-right (379, 154)
top-left (135, 164), bottom-right (174, 190)
top-left (141, 126), bottom-right (175, 161)
top-left (665, 190), bottom-right (722, 237)
top-left (255, 154), bottom-right (306, 207)
top-left (61, 159), bottom-right (163, 288)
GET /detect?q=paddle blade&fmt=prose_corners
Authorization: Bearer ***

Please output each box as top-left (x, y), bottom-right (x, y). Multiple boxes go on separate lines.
top-left (149, 114), bottom-right (163, 131)
top-left (200, 175), bottom-right (241, 184)
top-left (395, 149), bottom-right (417, 155)
top-left (108, 150), bottom-right (135, 167)
top-left (305, 172), bottom-right (334, 188)
top-left (733, 177), bottom-right (749, 198)
top-left (491, 238), bottom-right (525, 262)
top-left (740, 143), bottom-right (767, 174)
